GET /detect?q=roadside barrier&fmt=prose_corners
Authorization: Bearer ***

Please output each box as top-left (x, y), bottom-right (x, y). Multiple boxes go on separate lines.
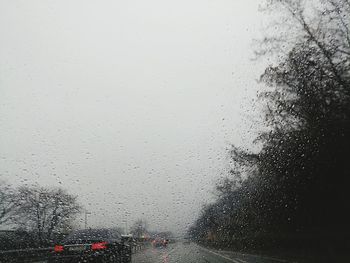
top-left (0, 242), bottom-right (145, 262)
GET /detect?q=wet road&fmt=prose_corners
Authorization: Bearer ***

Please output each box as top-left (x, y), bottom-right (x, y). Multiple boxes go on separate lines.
top-left (132, 243), bottom-right (288, 263)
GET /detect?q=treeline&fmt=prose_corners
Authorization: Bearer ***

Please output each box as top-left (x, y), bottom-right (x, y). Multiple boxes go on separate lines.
top-left (0, 183), bottom-right (81, 249)
top-left (189, 0), bottom-right (349, 259)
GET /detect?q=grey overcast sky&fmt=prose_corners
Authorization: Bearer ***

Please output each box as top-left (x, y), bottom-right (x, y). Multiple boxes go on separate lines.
top-left (0, 0), bottom-right (268, 234)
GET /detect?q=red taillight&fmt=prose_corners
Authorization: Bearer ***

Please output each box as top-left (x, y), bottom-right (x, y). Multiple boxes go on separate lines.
top-left (54, 245), bottom-right (64, 252)
top-left (91, 242), bottom-right (107, 250)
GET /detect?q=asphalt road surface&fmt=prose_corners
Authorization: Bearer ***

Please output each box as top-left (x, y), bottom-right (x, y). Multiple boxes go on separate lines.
top-left (132, 243), bottom-right (289, 263)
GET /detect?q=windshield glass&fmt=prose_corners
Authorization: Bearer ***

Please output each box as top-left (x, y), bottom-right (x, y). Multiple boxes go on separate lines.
top-left (0, 0), bottom-right (349, 263)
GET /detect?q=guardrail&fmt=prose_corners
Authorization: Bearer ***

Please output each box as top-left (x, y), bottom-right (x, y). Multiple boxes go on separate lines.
top-left (0, 242), bottom-right (146, 262)
top-left (0, 247), bottom-right (52, 262)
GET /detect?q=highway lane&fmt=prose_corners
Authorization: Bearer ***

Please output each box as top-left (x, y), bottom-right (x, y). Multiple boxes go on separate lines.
top-left (132, 243), bottom-right (289, 263)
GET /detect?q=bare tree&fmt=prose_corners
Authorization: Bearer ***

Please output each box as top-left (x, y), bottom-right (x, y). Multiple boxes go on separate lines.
top-left (0, 181), bottom-right (16, 226)
top-left (14, 186), bottom-right (82, 245)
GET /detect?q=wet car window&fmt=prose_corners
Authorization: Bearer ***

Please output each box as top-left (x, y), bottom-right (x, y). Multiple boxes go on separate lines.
top-left (0, 0), bottom-right (349, 263)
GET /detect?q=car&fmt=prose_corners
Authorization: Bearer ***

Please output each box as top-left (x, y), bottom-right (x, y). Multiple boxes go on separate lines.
top-left (182, 239), bottom-right (190, 245)
top-left (151, 237), bottom-right (168, 248)
top-left (49, 228), bottom-right (131, 263)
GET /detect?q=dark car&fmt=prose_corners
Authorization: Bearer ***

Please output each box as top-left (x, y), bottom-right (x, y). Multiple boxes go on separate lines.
top-left (182, 238), bottom-right (190, 245)
top-left (151, 237), bottom-right (168, 248)
top-left (49, 228), bottom-right (131, 263)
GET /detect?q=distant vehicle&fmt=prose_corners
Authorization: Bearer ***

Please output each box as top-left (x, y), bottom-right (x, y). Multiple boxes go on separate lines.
top-left (49, 228), bottom-right (131, 263)
top-left (183, 239), bottom-right (190, 244)
top-left (152, 237), bottom-right (168, 248)
top-left (167, 238), bottom-right (176, 244)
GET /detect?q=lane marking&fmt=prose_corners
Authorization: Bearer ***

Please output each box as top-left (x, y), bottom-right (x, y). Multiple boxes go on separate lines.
top-left (236, 252), bottom-right (288, 263)
top-left (200, 247), bottom-right (289, 263)
top-left (234, 258), bottom-right (247, 263)
top-left (165, 247), bottom-right (176, 257)
top-left (199, 246), bottom-right (244, 263)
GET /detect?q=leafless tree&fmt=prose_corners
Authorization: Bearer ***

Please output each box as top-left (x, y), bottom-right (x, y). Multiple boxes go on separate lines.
top-left (14, 186), bottom-right (82, 245)
top-left (0, 181), bottom-right (16, 226)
